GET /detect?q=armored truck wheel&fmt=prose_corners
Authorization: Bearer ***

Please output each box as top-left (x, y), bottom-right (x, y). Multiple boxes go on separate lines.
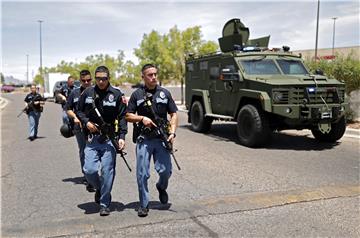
top-left (190, 101), bottom-right (212, 133)
top-left (311, 117), bottom-right (346, 142)
top-left (237, 104), bottom-right (270, 147)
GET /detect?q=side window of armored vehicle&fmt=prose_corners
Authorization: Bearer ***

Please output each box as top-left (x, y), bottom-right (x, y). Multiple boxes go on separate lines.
top-left (240, 59), bottom-right (281, 75)
top-left (200, 61), bottom-right (208, 70)
top-left (187, 63), bottom-right (194, 72)
top-left (210, 66), bottom-right (220, 80)
top-left (200, 61), bottom-right (208, 81)
top-left (276, 59), bottom-right (308, 75)
top-left (224, 64), bottom-right (236, 72)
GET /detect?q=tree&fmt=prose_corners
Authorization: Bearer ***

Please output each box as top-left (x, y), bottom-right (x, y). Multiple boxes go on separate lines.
top-left (0, 73), bottom-right (4, 84)
top-left (134, 25), bottom-right (219, 86)
top-left (33, 74), bottom-right (44, 86)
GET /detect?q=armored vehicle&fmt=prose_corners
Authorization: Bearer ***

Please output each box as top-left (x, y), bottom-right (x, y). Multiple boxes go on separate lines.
top-left (185, 18), bottom-right (348, 147)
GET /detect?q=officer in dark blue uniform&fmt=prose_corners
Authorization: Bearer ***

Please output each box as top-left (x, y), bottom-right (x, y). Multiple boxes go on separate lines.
top-left (77, 66), bottom-right (127, 216)
top-left (24, 84), bottom-right (45, 141)
top-left (58, 76), bottom-right (75, 124)
top-left (126, 64), bottom-right (178, 217)
top-left (65, 69), bottom-right (94, 192)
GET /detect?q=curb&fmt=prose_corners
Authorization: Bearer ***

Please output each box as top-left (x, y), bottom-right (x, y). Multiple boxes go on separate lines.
top-left (344, 128), bottom-right (360, 139)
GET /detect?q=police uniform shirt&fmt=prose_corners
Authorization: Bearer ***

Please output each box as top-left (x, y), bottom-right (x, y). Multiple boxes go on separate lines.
top-left (65, 86), bottom-right (86, 113)
top-left (126, 85), bottom-right (178, 121)
top-left (24, 92), bottom-right (44, 112)
top-left (77, 85), bottom-right (128, 140)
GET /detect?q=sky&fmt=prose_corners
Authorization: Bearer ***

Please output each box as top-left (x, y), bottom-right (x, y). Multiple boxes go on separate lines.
top-left (1, 0), bottom-right (359, 82)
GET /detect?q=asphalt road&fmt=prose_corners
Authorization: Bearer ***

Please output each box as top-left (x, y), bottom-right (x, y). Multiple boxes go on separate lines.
top-left (1, 92), bottom-right (359, 237)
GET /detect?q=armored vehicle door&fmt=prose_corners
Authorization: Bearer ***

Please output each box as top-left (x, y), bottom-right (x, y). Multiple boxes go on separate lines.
top-left (209, 57), bottom-right (241, 116)
top-left (208, 59), bottom-right (226, 115)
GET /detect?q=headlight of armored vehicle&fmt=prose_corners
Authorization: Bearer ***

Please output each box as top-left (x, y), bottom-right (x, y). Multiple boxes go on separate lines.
top-left (273, 91), bottom-right (283, 102)
top-left (272, 89), bottom-right (289, 103)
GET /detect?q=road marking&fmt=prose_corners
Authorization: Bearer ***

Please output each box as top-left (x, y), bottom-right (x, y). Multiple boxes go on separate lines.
top-left (0, 96), bottom-right (9, 111)
top-left (196, 184), bottom-right (360, 211)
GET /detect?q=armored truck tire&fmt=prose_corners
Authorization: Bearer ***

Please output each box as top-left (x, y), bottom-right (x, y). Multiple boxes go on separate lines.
top-left (311, 116), bottom-right (346, 143)
top-left (190, 101), bottom-right (212, 133)
top-left (236, 104), bottom-right (271, 147)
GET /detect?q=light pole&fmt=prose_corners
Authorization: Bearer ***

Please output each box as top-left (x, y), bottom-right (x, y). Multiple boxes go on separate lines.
top-left (331, 17), bottom-right (338, 56)
top-left (314, 0), bottom-right (320, 61)
top-left (38, 20), bottom-right (43, 80)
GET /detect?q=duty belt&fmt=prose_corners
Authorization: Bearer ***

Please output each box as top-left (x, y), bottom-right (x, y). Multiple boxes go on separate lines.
top-left (141, 128), bottom-right (160, 139)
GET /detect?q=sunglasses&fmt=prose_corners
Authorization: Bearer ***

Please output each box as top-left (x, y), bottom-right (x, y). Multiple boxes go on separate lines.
top-left (81, 79), bottom-right (92, 83)
top-left (95, 77), bottom-right (108, 81)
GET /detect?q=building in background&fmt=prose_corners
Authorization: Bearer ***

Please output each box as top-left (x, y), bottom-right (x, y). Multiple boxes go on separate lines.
top-left (293, 46), bottom-right (359, 61)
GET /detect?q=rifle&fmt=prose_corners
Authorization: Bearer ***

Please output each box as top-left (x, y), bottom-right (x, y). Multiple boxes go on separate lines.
top-left (17, 94), bottom-right (43, 118)
top-left (143, 93), bottom-right (181, 170)
top-left (91, 96), bottom-right (132, 172)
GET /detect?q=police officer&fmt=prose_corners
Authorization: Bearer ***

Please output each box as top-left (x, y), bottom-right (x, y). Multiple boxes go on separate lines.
top-left (77, 66), bottom-right (127, 216)
top-left (126, 63), bottom-right (178, 217)
top-left (65, 70), bottom-right (94, 192)
top-left (58, 76), bottom-right (75, 124)
top-left (24, 84), bottom-right (45, 141)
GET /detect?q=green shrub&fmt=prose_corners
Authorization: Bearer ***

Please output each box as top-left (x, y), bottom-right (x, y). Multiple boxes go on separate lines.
top-left (305, 51), bottom-right (360, 94)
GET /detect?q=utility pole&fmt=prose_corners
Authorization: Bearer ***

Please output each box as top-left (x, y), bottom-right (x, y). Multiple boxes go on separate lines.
top-left (38, 20), bottom-right (43, 80)
top-left (332, 17), bottom-right (338, 56)
top-left (314, 0), bottom-right (320, 61)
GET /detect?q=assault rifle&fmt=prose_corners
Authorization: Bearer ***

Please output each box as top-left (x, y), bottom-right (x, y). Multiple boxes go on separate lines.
top-left (91, 97), bottom-right (132, 172)
top-left (17, 94), bottom-right (43, 118)
top-left (143, 93), bottom-right (181, 170)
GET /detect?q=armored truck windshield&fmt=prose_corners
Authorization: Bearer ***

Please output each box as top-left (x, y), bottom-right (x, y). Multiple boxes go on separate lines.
top-left (276, 59), bottom-right (308, 75)
top-left (239, 59), bottom-right (280, 75)
top-left (238, 57), bottom-right (309, 75)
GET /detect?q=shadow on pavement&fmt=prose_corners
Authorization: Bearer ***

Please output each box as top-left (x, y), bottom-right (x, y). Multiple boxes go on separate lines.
top-left (77, 201), bottom-right (172, 214)
top-left (62, 176), bottom-right (85, 185)
top-left (180, 124), bottom-right (340, 151)
top-left (78, 201), bottom-right (126, 214)
top-left (126, 201), bottom-right (172, 211)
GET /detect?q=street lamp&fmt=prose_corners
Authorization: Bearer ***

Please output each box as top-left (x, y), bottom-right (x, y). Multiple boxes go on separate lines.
top-left (314, 0), bottom-right (320, 61)
top-left (331, 17), bottom-right (338, 56)
top-left (38, 20), bottom-right (43, 80)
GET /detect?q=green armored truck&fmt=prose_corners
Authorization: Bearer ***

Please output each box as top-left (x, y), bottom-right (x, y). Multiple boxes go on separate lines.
top-left (185, 18), bottom-right (349, 147)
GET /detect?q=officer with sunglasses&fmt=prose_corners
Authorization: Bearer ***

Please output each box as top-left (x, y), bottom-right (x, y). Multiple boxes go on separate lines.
top-left (77, 66), bottom-right (127, 216)
top-left (65, 69), bottom-right (94, 192)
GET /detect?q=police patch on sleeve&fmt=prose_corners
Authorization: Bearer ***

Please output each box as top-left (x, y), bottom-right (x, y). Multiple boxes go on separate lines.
top-left (159, 91), bottom-right (166, 99)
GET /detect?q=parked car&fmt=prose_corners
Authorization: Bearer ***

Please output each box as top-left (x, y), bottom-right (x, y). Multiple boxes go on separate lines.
top-left (1, 85), bottom-right (15, 93)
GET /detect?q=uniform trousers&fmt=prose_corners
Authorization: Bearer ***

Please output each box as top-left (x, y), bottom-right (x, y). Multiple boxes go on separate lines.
top-left (136, 137), bottom-right (172, 208)
top-left (27, 111), bottom-right (41, 138)
top-left (74, 126), bottom-right (86, 174)
top-left (83, 135), bottom-right (116, 207)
